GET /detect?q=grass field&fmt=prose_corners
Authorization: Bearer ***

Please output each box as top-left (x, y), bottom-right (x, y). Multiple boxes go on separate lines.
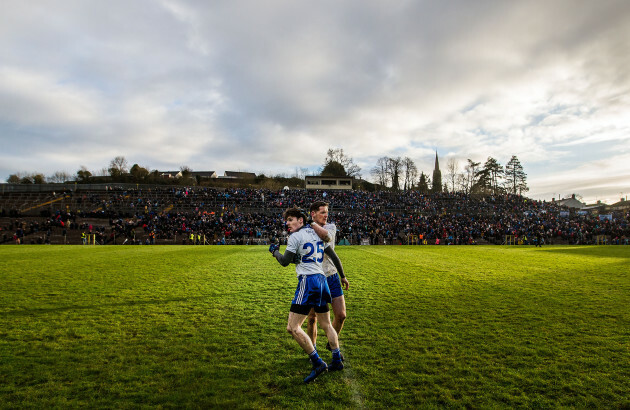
top-left (1, 245), bottom-right (629, 408)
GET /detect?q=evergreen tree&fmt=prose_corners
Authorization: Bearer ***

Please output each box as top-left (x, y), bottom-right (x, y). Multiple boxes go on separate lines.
top-left (482, 157), bottom-right (504, 194)
top-left (504, 155), bottom-right (528, 195)
top-left (473, 167), bottom-right (491, 194)
top-left (417, 172), bottom-right (430, 194)
top-left (321, 161), bottom-right (347, 176)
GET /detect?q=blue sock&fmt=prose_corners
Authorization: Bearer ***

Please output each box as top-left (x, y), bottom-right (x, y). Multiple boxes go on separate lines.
top-left (309, 349), bottom-right (323, 366)
top-left (332, 348), bottom-right (341, 362)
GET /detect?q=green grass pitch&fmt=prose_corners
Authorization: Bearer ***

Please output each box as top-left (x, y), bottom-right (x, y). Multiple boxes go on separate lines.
top-left (1, 245), bottom-right (629, 408)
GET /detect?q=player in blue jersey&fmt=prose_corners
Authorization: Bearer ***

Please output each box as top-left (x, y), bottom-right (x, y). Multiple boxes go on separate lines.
top-left (306, 201), bottom-right (349, 355)
top-left (269, 207), bottom-right (345, 383)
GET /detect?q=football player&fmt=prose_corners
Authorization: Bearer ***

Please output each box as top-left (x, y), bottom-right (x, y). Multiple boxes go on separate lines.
top-left (269, 207), bottom-right (345, 383)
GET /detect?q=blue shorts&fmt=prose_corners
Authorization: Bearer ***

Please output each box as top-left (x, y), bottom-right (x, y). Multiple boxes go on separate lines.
top-left (291, 274), bottom-right (331, 314)
top-left (327, 273), bottom-right (344, 299)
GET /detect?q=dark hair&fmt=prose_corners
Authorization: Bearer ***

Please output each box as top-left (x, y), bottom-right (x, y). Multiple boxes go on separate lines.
top-left (283, 207), bottom-right (308, 222)
top-left (309, 201), bottom-right (329, 214)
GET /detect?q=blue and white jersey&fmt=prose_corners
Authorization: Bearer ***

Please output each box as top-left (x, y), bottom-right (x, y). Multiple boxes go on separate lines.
top-left (321, 223), bottom-right (338, 277)
top-left (286, 225), bottom-right (328, 277)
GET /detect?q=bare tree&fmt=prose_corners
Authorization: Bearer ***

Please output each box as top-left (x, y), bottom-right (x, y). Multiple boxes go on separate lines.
top-left (323, 148), bottom-right (362, 178)
top-left (48, 171), bottom-right (71, 183)
top-left (108, 156), bottom-right (129, 178)
top-left (293, 167), bottom-right (310, 178)
top-left (446, 158), bottom-right (459, 193)
top-left (464, 159), bottom-right (480, 194)
top-left (371, 157), bottom-right (390, 187)
top-left (402, 157), bottom-right (418, 191)
top-left (456, 173), bottom-right (467, 193)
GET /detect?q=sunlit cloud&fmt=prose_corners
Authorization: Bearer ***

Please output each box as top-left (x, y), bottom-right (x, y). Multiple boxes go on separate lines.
top-left (1, 0), bottom-right (629, 204)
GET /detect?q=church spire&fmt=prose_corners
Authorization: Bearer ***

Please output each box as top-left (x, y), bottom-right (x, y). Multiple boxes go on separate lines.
top-left (432, 151), bottom-right (442, 193)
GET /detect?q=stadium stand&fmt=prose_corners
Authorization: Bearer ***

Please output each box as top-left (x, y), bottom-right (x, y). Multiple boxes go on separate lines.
top-left (1, 186), bottom-right (629, 246)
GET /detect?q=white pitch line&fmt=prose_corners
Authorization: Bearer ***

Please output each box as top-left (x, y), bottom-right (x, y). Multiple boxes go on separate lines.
top-left (340, 357), bottom-right (364, 409)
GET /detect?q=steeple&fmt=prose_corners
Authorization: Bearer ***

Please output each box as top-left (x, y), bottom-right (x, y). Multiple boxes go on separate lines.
top-left (432, 151), bottom-right (442, 193)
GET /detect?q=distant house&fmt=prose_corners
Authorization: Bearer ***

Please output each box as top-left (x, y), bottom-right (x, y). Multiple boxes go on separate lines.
top-left (220, 171), bottom-right (256, 179)
top-left (305, 176), bottom-right (353, 190)
top-left (160, 171), bottom-right (182, 179)
top-left (582, 201), bottom-right (608, 214)
top-left (160, 171), bottom-right (217, 179)
top-left (191, 171), bottom-right (217, 180)
top-left (609, 198), bottom-right (630, 212)
top-left (556, 195), bottom-right (586, 209)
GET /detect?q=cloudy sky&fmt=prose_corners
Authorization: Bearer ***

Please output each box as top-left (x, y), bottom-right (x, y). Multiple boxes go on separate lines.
top-left (1, 0), bottom-right (629, 204)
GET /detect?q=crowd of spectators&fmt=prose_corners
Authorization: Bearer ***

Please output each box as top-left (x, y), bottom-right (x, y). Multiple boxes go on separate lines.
top-left (1, 187), bottom-right (629, 245)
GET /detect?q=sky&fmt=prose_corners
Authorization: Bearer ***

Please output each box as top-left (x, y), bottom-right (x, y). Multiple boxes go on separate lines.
top-left (1, 0), bottom-right (629, 205)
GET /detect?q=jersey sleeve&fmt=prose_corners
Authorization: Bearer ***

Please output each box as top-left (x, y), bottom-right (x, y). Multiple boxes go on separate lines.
top-left (326, 224), bottom-right (336, 240)
top-left (286, 233), bottom-right (300, 255)
top-left (324, 224), bottom-right (336, 248)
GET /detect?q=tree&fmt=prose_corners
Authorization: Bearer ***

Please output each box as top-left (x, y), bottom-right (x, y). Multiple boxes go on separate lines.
top-left (108, 156), bottom-right (129, 179)
top-left (482, 157), bottom-right (504, 195)
top-left (322, 148), bottom-right (361, 178)
top-left (178, 166), bottom-right (195, 184)
top-left (76, 166), bottom-right (92, 183)
top-left (446, 158), bottom-right (459, 193)
top-left (48, 171), bottom-right (71, 183)
top-left (504, 155), bottom-right (528, 195)
top-left (130, 164), bottom-right (150, 182)
top-left (417, 172), bottom-right (430, 194)
top-left (456, 172), bottom-right (468, 193)
top-left (6, 172), bottom-right (43, 184)
top-left (370, 156), bottom-right (404, 190)
top-left (473, 167), bottom-right (491, 194)
top-left (32, 174), bottom-right (45, 184)
top-left (149, 170), bottom-right (160, 182)
top-left (292, 167), bottom-right (310, 179)
top-left (321, 161), bottom-right (347, 176)
top-left (464, 159), bottom-right (481, 195)
top-left (402, 157), bottom-right (418, 191)
top-left (371, 157), bottom-right (390, 187)
top-left (387, 156), bottom-right (402, 191)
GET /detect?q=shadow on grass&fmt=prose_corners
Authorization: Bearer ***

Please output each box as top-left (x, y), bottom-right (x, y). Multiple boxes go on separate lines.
top-left (2, 296), bottom-right (208, 317)
top-left (540, 246), bottom-right (630, 259)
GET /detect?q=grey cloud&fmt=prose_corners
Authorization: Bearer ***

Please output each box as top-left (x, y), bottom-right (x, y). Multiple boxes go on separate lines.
top-left (1, 0), bottom-right (630, 203)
